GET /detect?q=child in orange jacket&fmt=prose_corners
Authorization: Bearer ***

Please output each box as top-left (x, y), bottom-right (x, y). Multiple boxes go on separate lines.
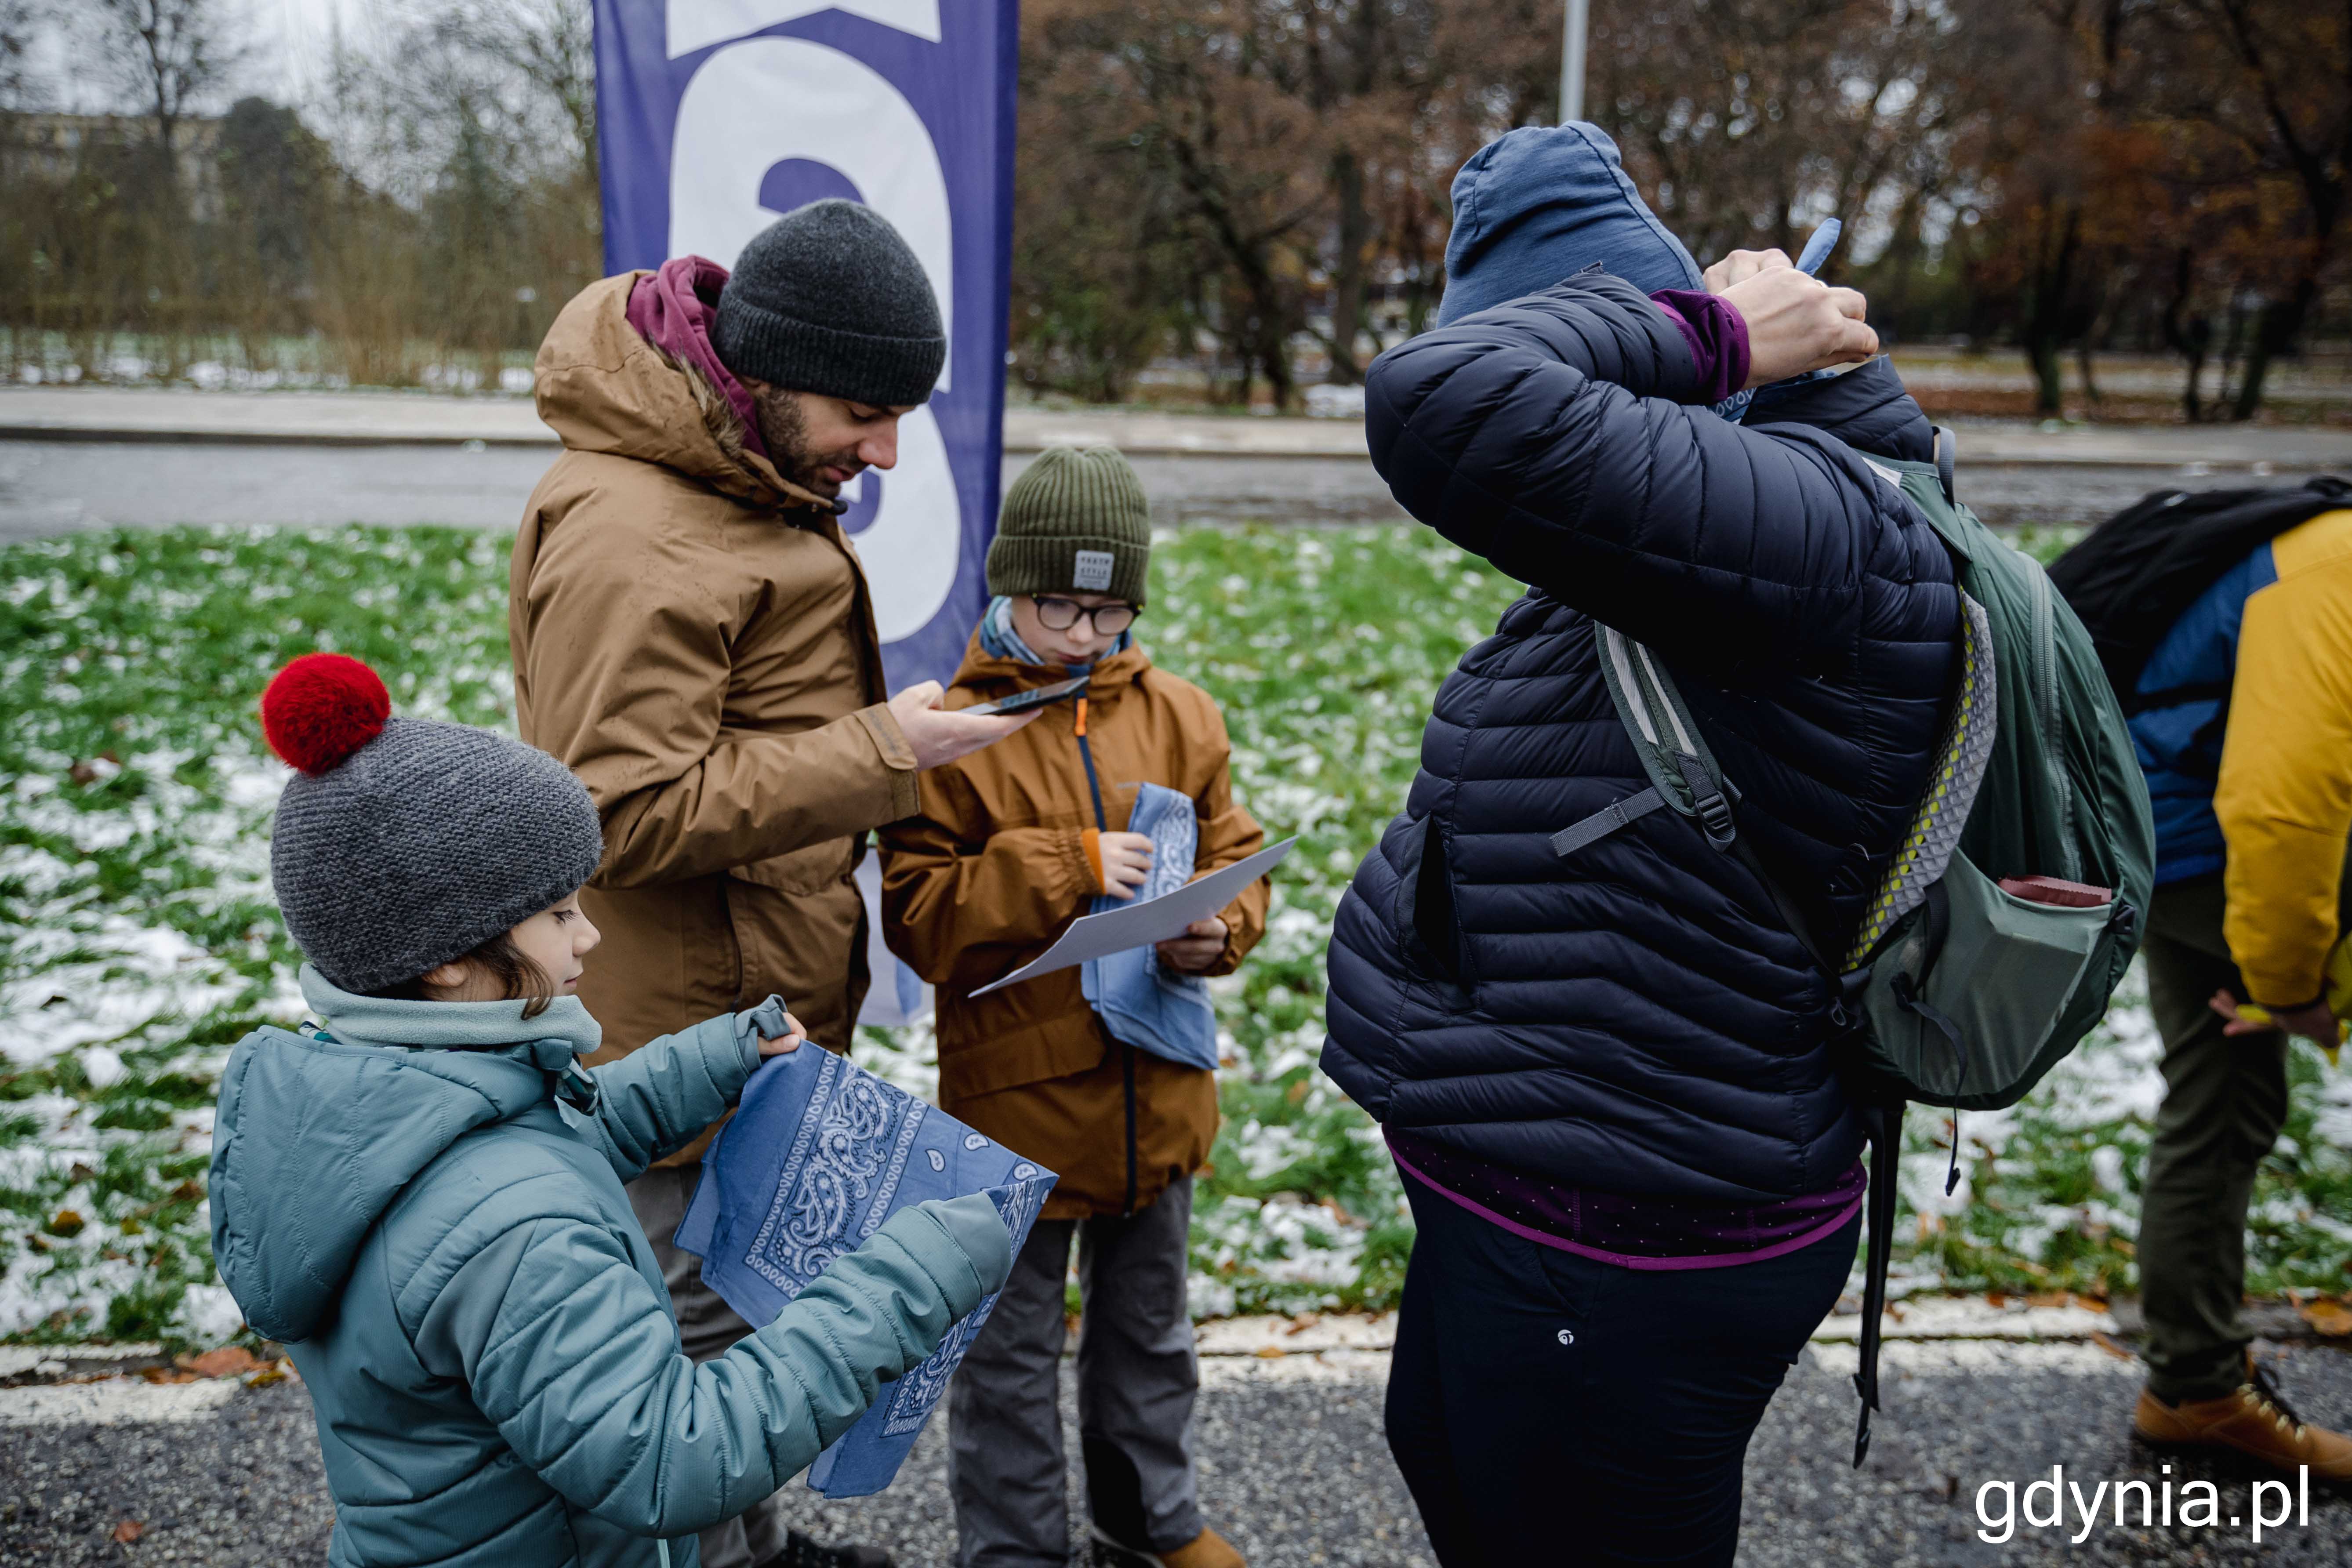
top-left (881, 446), bottom-right (1266, 1568)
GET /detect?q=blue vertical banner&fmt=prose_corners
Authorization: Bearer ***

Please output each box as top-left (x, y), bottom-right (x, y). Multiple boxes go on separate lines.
top-left (592, 0), bottom-right (1018, 693)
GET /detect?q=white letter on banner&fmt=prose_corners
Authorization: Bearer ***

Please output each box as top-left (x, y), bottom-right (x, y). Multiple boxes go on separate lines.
top-left (666, 0), bottom-right (943, 58)
top-left (668, 35), bottom-right (961, 642)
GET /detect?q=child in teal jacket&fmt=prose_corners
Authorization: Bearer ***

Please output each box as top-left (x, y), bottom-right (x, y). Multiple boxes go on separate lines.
top-left (209, 654), bottom-right (1012, 1568)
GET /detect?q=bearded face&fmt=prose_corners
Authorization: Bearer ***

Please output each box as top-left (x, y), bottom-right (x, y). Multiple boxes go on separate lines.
top-left (744, 383), bottom-right (889, 501)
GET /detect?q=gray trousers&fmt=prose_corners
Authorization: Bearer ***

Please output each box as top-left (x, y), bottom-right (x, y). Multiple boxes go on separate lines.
top-left (949, 1177), bottom-right (1202, 1568)
top-left (630, 1162), bottom-right (798, 1568)
top-left (2137, 875), bottom-right (2293, 1404)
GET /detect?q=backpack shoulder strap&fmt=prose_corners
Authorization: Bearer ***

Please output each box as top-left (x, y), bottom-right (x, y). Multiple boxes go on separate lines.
top-left (1556, 624), bottom-right (1735, 852)
top-left (1563, 624), bottom-right (1842, 969)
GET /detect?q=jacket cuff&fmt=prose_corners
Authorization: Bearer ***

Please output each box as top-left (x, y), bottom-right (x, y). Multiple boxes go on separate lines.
top-left (1058, 828), bottom-right (1096, 898)
top-left (2247, 981), bottom-right (2328, 1016)
top-left (1199, 903), bottom-right (1249, 978)
top-left (854, 703), bottom-right (923, 823)
top-left (1650, 288), bottom-right (1750, 404)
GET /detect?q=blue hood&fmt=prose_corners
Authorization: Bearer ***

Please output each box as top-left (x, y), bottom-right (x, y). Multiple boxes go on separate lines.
top-left (209, 972), bottom-right (599, 1343)
top-left (1439, 123), bottom-right (1703, 326)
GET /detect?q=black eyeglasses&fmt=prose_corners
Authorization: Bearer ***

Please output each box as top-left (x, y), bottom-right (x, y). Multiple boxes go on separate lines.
top-left (1034, 596), bottom-right (1137, 636)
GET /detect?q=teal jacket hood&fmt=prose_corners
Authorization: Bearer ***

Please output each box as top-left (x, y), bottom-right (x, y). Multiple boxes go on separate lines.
top-left (209, 968), bottom-right (600, 1343)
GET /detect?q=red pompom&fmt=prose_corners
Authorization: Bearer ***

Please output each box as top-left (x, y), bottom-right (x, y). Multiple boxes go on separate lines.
top-left (261, 653), bottom-right (392, 775)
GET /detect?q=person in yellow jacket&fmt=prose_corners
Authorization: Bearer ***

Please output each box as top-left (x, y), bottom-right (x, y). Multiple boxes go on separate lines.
top-left (2126, 505), bottom-right (2352, 1478)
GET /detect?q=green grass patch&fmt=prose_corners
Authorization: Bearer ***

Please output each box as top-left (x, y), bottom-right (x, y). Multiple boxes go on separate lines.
top-left (4, 523), bottom-right (2348, 1343)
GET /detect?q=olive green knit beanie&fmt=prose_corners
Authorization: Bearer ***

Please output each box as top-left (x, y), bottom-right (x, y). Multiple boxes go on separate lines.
top-left (987, 445), bottom-right (1152, 608)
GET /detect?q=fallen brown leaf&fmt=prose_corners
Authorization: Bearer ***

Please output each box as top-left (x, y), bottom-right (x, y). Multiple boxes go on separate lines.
top-left (2090, 1332), bottom-right (2135, 1361)
top-left (111, 1520), bottom-right (143, 1544)
top-left (188, 1346), bottom-right (261, 1379)
top-left (2299, 1299), bottom-right (2352, 1338)
top-left (1254, 1346), bottom-right (1287, 1359)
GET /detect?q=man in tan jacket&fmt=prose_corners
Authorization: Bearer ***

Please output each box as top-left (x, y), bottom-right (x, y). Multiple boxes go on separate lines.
top-left (510, 200), bottom-right (1028, 1568)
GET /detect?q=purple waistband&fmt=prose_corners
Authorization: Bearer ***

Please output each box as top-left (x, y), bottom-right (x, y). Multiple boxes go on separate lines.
top-left (1387, 1132), bottom-right (1865, 1272)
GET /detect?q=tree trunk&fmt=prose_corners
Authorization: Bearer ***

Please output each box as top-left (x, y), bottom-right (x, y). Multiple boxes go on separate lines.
top-left (2022, 207), bottom-right (2081, 418)
top-left (2231, 278), bottom-right (2317, 422)
top-left (2160, 247), bottom-right (2209, 423)
top-left (1324, 149), bottom-right (1372, 384)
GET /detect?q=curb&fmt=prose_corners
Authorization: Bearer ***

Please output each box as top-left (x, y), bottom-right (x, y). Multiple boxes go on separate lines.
top-left (7, 405), bottom-right (2350, 469)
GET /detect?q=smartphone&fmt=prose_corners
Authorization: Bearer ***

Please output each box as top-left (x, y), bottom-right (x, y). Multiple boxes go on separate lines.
top-left (960, 675), bottom-right (1089, 717)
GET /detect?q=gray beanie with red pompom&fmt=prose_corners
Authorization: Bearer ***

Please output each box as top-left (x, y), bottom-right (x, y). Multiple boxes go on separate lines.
top-left (261, 654), bottom-right (605, 994)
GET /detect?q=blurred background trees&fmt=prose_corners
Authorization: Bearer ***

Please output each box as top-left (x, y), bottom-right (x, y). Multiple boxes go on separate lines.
top-left (1, 0), bottom-right (2348, 417)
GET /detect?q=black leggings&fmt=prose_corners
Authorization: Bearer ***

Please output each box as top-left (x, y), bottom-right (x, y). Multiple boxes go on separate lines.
top-left (1385, 1175), bottom-right (1859, 1567)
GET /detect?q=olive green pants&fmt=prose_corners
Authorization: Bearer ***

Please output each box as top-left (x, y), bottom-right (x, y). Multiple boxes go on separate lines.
top-left (2136, 874), bottom-right (2291, 1404)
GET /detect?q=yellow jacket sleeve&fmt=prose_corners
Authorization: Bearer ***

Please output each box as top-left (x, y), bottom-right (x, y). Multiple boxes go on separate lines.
top-left (2216, 513), bottom-right (2352, 1008)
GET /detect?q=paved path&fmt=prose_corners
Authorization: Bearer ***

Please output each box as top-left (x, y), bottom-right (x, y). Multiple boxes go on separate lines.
top-left (7, 386), bottom-right (2348, 544)
top-left (8, 385), bottom-right (2352, 467)
top-left (0, 442), bottom-right (1415, 539)
top-left (1, 437), bottom-right (2333, 541)
top-left (7, 1314), bottom-right (2350, 1565)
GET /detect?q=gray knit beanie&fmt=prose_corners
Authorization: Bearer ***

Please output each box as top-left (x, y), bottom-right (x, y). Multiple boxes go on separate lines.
top-left (713, 200), bottom-right (946, 407)
top-left (987, 446), bottom-right (1152, 609)
top-left (261, 654), bottom-right (605, 995)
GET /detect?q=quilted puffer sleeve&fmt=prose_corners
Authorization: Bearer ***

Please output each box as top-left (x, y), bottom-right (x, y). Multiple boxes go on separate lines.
top-left (1365, 269), bottom-right (1917, 666)
top-left (579, 1006), bottom-right (765, 1181)
top-left (412, 1192), bottom-right (1013, 1539)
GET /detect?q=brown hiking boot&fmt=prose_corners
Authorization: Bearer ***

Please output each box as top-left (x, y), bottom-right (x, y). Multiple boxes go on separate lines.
top-left (1090, 1525), bottom-right (1245, 1568)
top-left (2133, 1362), bottom-right (2352, 1481)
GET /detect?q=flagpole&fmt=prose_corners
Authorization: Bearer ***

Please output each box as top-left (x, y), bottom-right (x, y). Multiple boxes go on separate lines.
top-left (1561, 0), bottom-right (1589, 124)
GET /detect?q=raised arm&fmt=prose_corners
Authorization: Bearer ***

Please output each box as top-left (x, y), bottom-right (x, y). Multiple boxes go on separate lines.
top-left (413, 1192), bottom-right (1013, 1539)
top-left (580, 1004), bottom-right (783, 1181)
top-left (1364, 269), bottom-right (1907, 663)
top-left (513, 501), bottom-right (920, 886)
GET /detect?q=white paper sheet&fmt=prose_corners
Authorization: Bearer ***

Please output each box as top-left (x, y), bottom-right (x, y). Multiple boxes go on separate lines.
top-left (968, 837), bottom-right (1296, 998)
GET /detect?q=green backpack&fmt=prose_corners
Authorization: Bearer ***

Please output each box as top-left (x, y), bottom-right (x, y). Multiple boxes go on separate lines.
top-left (1557, 429), bottom-right (2155, 1463)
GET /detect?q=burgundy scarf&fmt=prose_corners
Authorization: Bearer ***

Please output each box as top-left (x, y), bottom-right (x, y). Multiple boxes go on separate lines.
top-left (624, 256), bottom-right (770, 461)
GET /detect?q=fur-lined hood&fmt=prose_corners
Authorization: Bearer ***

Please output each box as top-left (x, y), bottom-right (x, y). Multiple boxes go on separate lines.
top-left (532, 272), bottom-right (833, 513)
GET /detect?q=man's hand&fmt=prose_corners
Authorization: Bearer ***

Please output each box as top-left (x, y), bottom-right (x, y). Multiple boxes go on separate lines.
top-left (1157, 917), bottom-right (1228, 973)
top-left (1720, 265), bottom-right (1878, 387)
top-left (889, 681), bottom-right (1039, 771)
top-left (757, 1010), bottom-right (809, 1056)
top-left (2210, 989), bottom-right (2342, 1047)
top-left (1704, 248), bottom-right (1792, 294)
top-left (1096, 831), bottom-right (1154, 899)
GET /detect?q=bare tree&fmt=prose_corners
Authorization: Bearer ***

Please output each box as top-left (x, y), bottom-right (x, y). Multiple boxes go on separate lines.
top-left (90, 0), bottom-right (241, 162)
top-left (447, 0), bottom-right (598, 188)
top-left (1, 0), bottom-right (47, 113)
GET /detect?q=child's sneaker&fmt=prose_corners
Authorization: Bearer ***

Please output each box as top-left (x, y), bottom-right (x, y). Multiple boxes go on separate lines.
top-left (1090, 1524), bottom-right (1245, 1568)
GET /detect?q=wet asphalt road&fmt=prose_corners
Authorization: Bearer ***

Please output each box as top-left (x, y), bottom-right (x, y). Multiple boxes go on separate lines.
top-left (8, 1342), bottom-right (2352, 1566)
top-left (0, 439), bottom-right (2318, 541)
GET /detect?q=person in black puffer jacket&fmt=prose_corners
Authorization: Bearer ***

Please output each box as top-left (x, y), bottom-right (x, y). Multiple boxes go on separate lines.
top-left (1319, 124), bottom-right (1961, 1567)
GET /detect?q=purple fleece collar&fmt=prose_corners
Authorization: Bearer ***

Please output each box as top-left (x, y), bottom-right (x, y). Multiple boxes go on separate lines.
top-left (625, 256), bottom-right (770, 461)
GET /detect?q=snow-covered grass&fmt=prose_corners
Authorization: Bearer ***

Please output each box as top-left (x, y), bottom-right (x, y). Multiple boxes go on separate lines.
top-left (4, 522), bottom-right (2348, 1347)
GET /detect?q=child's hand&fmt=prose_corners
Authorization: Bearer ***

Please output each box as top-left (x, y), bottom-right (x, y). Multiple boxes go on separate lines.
top-left (757, 1012), bottom-right (808, 1056)
top-left (1097, 831), bottom-right (1155, 899)
top-left (1156, 917), bottom-right (1228, 973)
